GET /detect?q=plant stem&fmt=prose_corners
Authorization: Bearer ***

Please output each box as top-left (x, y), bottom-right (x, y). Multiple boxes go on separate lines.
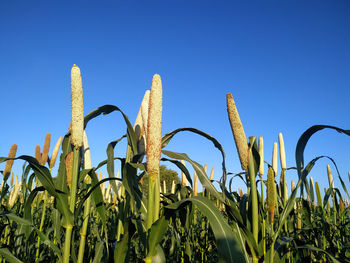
top-left (35, 191), bottom-right (48, 262)
top-left (77, 191), bottom-right (92, 263)
top-left (248, 139), bottom-right (258, 246)
top-left (63, 147), bottom-right (80, 263)
top-left (147, 178), bottom-right (155, 230)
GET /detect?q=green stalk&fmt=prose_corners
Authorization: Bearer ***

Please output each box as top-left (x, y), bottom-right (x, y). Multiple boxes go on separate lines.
top-left (77, 131), bottom-right (93, 263)
top-left (63, 147), bottom-right (80, 263)
top-left (248, 137), bottom-right (258, 262)
top-left (35, 191), bottom-right (48, 262)
top-left (259, 174), bottom-right (266, 256)
top-left (77, 189), bottom-right (91, 263)
top-left (147, 178), bottom-right (155, 230)
top-left (154, 175), bottom-right (160, 222)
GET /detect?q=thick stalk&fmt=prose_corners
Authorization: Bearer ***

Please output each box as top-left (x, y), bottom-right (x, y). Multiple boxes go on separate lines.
top-left (248, 143), bottom-right (258, 248)
top-left (154, 176), bottom-right (160, 222)
top-left (147, 178), bottom-right (155, 230)
top-left (63, 226), bottom-right (73, 263)
top-left (63, 147), bottom-right (80, 263)
top-left (77, 192), bottom-right (92, 263)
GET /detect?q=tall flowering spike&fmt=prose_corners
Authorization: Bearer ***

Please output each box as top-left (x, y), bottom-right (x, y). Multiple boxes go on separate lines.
top-left (272, 142), bottom-right (278, 177)
top-left (65, 152), bottom-right (73, 189)
top-left (71, 64), bottom-right (84, 148)
top-left (315, 181), bottom-right (323, 207)
top-left (83, 132), bottom-right (91, 169)
top-left (8, 181), bottom-right (22, 208)
top-left (180, 160), bottom-right (188, 186)
top-left (134, 90), bottom-right (150, 156)
top-left (83, 131), bottom-right (92, 183)
top-left (278, 133), bottom-right (286, 170)
top-left (171, 180), bottom-right (176, 194)
top-left (340, 198), bottom-right (345, 213)
top-left (226, 93), bottom-right (248, 171)
top-left (4, 144), bottom-right (17, 179)
top-left (141, 90), bottom-right (150, 138)
top-left (267, 167), bottom-right (276, 224)
top-left (50, 136), bottom-right (63, 169)
top-left (291, 180), bottom-right (295, 192)
top-left (193, 172), bottom-right (198, 196)
top-left (10, 172), bottom-right (14, 187)
top-left (209, 167), bottom-right (215, 181)
top-left (327, 164), bottom-right (334, 188)
top-left (35, 145), bottom-right (41, 163)
top-left (146, 74), bottom-right (162, 182)
top-left (309, 176), bottom-right (315, 204)
top-left (41, 133), bottom-right (51, 166)
top-left (258, 136), bottom-right (264, 175)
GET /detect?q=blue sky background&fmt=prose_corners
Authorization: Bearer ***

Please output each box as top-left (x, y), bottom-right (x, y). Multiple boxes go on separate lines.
top-left (1, 1), bottom-right (349, 195)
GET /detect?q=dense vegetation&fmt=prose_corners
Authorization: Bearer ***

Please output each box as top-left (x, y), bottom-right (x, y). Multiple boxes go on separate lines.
top-left (0, 65), bottom-right (349, 262)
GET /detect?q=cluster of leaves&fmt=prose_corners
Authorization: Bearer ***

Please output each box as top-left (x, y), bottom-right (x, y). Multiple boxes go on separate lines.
top-left (0, 105), bottom-right (349, 263)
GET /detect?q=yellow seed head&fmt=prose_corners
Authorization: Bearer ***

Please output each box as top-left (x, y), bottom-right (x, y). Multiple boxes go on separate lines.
top-left (8, 181), bottom-right (22, 208)
top-left (50, 136), bottom-right (63, 169)
top-left (193, 172), bottom-right (198, 196)
top-left (180, 160), bottom-right (188, 186)
top-left (65, 152), bottom-right (73, 189)
top-left (315, 181), bottom-right (323, 207)
top-left (171, 180), bottom-right (176, 194)
top-left (10, 172), bottom-right (14, 187)
top-left (267, 167), bottom-right (276, 224)
top-left (41, 133), bottom-right (51, 166)
top-left (209, 167), bottom-right (215, 181)
top-left (141, 90), bottom-right (150, 138)
top-left (309, 176), bottom-right (315, 204)
top-left (340, 198), bottom-right (345, 212)
top-left (4, 144), bottom-right (17, 179)
top-left (83, 131), bottom-right (92, 184)
top-left (272, 142), bottom-right (278, 177)
top-left (35, 145), bottom-right (41, 163)
top-left (135, 90), bottom-right (150, 155)
top-left (226, 93), bottom-right (248, 170)
top-left (258, 136), bottom-right (264, 176)
top-left (278, 133), bottom-right (286, 170)
top-left (327, 164), bottom-right (334, 188)
top-left (71, 64), bottom-right (84, 148)
top-left (146, 74), bottom-right (162, 182)
top-left (239, 188), bottom-right (243, 197)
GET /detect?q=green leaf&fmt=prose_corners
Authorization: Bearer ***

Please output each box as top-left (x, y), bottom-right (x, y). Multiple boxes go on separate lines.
top-left (106, 136), bottom-right (126, 196)
top-left (114, 230), bottom-right (129, 263)
top-left (295, 125), bottom-right (350, 194)
top-left (297, 245), bottom-right (342, 263)
top-left (147, 216), bottom-right (169, 258)
top-left (0, 248), bottom-right (23, 263)
top-left (92, 241), bottom-right (104, 263)
top-left (4, 213), bottom-right (32, 226)
top-left (166, 196), bottom-right (245, 263)
top-left (162, 150), bottom-right (224, 203)
top-left (161, 127), bottom-right (227, 186)
top-left (35, 229), bottom-right (63, 262)
top-left (84, 105), bottom-right (138, 155)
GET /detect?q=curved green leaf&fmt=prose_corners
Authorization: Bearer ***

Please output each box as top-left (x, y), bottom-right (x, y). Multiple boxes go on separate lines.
top-left (162, 150), bottom-right (224, 203)
top-left (0, 248), bottom-right (23, 263)
top-left (166, 196), bottom-right (245, 263)
top-left (161, 127), bottom-right (227, 186)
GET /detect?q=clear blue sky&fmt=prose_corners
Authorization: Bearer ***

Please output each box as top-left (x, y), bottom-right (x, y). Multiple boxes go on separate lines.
top-left (1, 1), bottom-right (349, 195)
